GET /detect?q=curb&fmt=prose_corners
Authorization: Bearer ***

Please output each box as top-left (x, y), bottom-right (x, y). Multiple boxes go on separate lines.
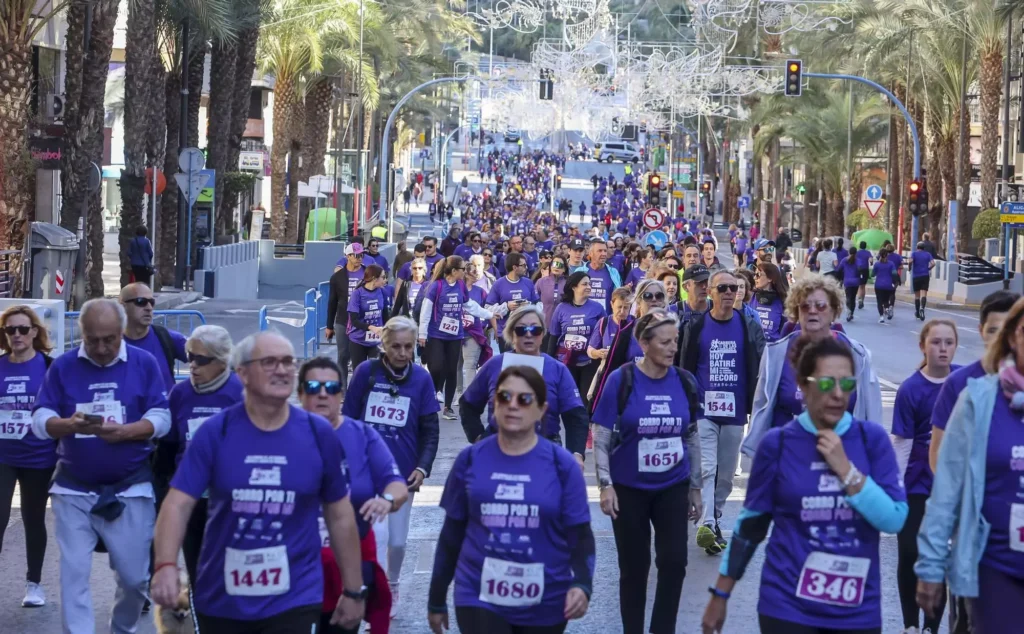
top-left (154, 291), bottom-right (201, 310)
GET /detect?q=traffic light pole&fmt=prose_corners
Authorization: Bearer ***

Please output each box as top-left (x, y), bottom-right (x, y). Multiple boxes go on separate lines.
top-left (804, 73), bottom-right (921, 249)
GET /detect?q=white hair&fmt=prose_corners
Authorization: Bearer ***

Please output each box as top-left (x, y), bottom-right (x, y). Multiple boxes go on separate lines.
top-left (381, 315), bottom-right (417, 346)
top-left (502, 304), bottom-right (546, 343)
top-left (187, 325), bottom-right (233, 364)
top-left (79, 298), bottom-right (127, 331)
top-left (230, 330), bottom-right (293, 370)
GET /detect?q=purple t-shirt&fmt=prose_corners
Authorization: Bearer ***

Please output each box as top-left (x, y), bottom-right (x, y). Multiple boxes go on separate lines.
top-left (363, 252), bottom-right (390, 276)
top-left (339, 265), bottom-right (366, 295)
top-left (872, 261), bottom-right (895, 291)
top-left (171, 404), bottom-right (350, 620)
top-left (331, 418), bottom-right (404, 538)
top-left (168, 373), bottom-right (245, 467)
top-left (34, 346), bottom-right (169, 486)
top-left (735, 237), bottom-right (748, 254)
top-left (746, 418), bottom-right (905, 629)
top-left (624, 267), bottom-right (646, 288)
top-left (0, 354), bottom-right (55, 469)
top-left (980, 391), bottom-right (1024, 576)
top-left (773, 354), bottom-right (804, 430)
top-left (486, 276), bottom-right (538, 333)
top-left (585, 265), bottom-right (615, 313)
top-left (342, 362), bottom-right (439, 479)
top-left (592, 366), bottom-right (692, 489)
top-left (463, 353), bottom-right (583, 438)
top-left (754, 295), bottom-right (785, 343)
top-left (911, 250), bottom-right (934, 278)
top-left (440, 437), bottom-right (591, 626)
top-left (426, 280), bottom-right (470, 341)
top-left (549, 300), bottom-right (605, 366)
top-left (855, 249), bottom-right (872, 271)
top-left (695, 312), bottom-right (748, 425)
top-left (588, 316), bottom-right (629, 350)
top-left (931, 360), bottom-right (986, 431)
top-left (124, 327), bottom-right (188, 390)
top-left (837, 259), bottom-right (861, 288)
top-left (346, 286), bottom-right (386, 347)
top-left (892, 369), bottom-right (956, 496)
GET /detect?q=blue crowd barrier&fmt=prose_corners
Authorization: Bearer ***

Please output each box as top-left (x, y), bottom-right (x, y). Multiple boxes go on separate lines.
top-left (317, 281), bottom-right (330, 343)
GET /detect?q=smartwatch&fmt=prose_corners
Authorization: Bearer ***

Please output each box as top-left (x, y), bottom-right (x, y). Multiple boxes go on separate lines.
top-left (381, 493), bottom-right (396, 510)
top-left (342, 585), bottom-right (369, 601)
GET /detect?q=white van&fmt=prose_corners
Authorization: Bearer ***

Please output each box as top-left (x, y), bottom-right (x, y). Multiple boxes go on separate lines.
top-left (594, 142), bottom-right (641, 163)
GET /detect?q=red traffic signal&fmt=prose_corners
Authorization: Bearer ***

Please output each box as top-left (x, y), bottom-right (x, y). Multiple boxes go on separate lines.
top-left (908, 179), bottom-right (923, 216)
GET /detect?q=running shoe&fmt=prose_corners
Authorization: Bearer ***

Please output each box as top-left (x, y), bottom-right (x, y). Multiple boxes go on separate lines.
top-left (142, 598), bottom-right (151, 613)
top-left (442, 407), bottom-right (457, 420)
top-left (887, 307), bottom-right (894, 320)
top-left (696, 524), bottom-right (721, 553)
top-left (846, 311), bottom-right (853, 322)
top-left (714, 523), bottom-right (728, 550)
top-left (436, 391), bottom-right (444, 402)
top-left (878, 316), bottom-right (885, 324)
top-left (858, 298), bottom-right (864, 310)
top-left (390, 583), bottom-right (400, 619)
top-left (21, 582), bottom-right (44, 607)
top-left (919, 311), bottom-right (926, 321)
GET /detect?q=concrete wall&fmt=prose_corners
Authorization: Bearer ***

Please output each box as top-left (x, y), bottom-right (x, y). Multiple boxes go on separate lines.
top-left (194, 241), bottom-right (260, 299)
top-left (256, 241), bottom-right (398, 301)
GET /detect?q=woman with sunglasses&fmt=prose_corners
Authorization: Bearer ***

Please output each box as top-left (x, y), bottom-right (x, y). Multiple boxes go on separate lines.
top-left (753, 262), bottom-right (789, 343)
top-left (160, 325), bottom-right (243, 586)
top-left (298, 356), bottom-right (408, 634)
top-left (419, 256), bottom-right (493, 421)
top-left (430, 366), bottom-right (594, 634)
top-left (593, 309), bottom-right (702, 634)
top-left (392, 258), bottom-right (429, 318)
top-left (743, 275), bottom-right (882, 459)
top-left (459, 305), bottom-right (589, 468)
top-left (0, 305), bottom-right (55, 607)
top-left (701, 335), bottom-right (906, 634)
top-left (347, 264), bottom-right (389, 370)
top-left (547, 272), bottom-right (606, 409)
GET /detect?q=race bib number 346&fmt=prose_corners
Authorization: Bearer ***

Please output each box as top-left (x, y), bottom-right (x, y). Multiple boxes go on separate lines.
top-left (796, 552), bottom-right (869, 607)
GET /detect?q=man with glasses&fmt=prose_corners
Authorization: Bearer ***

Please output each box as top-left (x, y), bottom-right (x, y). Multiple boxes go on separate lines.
top-left (363, 239), bottom-right (390, 277)
top-left (454, 232), bottom-right (484, 261)
top-left (420, 237), bottom-right (444, 274)
top-left (32, 298), bottom-right (170, 633)
top-left (522, 236), bottom-right (540, 272)
top-left (120, 283), bottom-right (187, 391)
top-left (485, 253), bottom-right (539, 353)
top-left (326, 243), bottom-right (368, 392)
top-left (679, 270), bottom-right (765, 556)
top-left (754, 238), bottom-right (776, 266)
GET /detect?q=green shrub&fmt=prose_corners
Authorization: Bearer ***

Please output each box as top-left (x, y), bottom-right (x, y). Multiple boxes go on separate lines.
top-left (972, 208), bottom-right (1001, 240)
top-left (846, 208), bottom-right (885, 231)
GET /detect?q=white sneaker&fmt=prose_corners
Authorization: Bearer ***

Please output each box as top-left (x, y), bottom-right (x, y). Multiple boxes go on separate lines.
top-left (436, 391), bottom-right (443, 402)
top-left (878, 316), bottom-right (886, 324)
top-left (389, 583), bottom-right (400, 618)
top-left (901, 628), bottom-right (920, 634)
top-left (22, 582), bottom-right (45, 607)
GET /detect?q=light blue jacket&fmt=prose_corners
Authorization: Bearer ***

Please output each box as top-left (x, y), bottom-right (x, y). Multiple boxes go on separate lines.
top-left (914, 374), bottom-right (996, 598)
top-left (570, 263), bottom-right (622, 289)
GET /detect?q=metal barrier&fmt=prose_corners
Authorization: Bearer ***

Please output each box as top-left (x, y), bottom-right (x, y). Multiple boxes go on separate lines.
top-left (256, 286), bottom-right (322, 358)
top-left (0, 250), bottom-right (18, 297)
top-left (317, 280), bottom-right (330, 343)
top-left (273, 243), bottom-right (305, 258)
top-left (258, 306), bottom-right (268, 330)
top-left (957, 253), bottom-right (1011, 285)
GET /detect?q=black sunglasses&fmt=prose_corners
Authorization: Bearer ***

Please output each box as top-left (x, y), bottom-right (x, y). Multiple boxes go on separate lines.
top-left (715, 284), bottom-right (739, 293)
top-left (3, 325), bottom-right (31, 336)
top-left (187, 352), bottom-right (216, 366)
top-left (513, 324), bottom-right (544, 337)
top-left (126, 297), bottom-right (156, 307)
top-left (303, 380), bottom-right (343, 395)
top-left (641, 291), bottom-right (666, 302)
top-left (496, 390), bottom-right (535, 407)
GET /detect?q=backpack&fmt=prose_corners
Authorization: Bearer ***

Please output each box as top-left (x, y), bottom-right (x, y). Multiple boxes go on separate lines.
top-left (608, 363), bottom-right (700, 451)
top-left (412, 279), bottom-right (467, 326)
top-left (151, 324), bottom-right (177, 377)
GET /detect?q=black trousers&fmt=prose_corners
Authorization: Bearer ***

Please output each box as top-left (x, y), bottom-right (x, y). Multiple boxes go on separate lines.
top-left (844, 285), bottom-right (858, 314)
top-left (455, 606), bottom-right (567, 634)
top-left (0, 463), bottom-right (54, 583)
top-left (758, 614), bottom-right (881, 634)
top-left (426, 337), bottom-right (462, 409)
top-left (610, 480), bottom-right (690, 634)
top-left (874, 289), bottom-right (895, 316)
top-left (196, 603), bottom-right (320, 633)
top-left (349, 342), bottom-right (379, 373)
top-left (132, 265), bottom-right (152, 286)
top-left (334, 327), bottom-right (352, 390)
top-left (318, 613), bottom-right (358, 634)
top-left (897, 493), bottom-right (945, 632)
top-left (568, 362), bottom-right (599, 410)
top-left (182, 497), bottom-right (208, 585)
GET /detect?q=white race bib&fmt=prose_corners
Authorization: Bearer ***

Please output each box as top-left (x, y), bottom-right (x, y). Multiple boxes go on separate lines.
top-left (75, 400), bottom-right (124, 439)
top-left (0, 410), bottom-right (31, 440)
top-left (638, 436), bottom-right (683, 473)
top-left (1010, 503), bottom-right (1024, 553)
top-left (186, 417), bottom-right (207, 442)
top-left (564, 334), bottom-right (588, 351)
top-left (365, 392), bottom-right (411, 428)
top-left (479, 557), bottom-right (544, 607)
top-left (795, 552), bottom-right (870, 607)
top-left (439, 316), bottom-right (461, 335)
top-left (364, 329), bottom-right (381, 343)
top-left (462, 312), bottom-right (475, 329)
top-left (703, 391), bottom-right (736, 418)
top-left (318, 517), bottom-right (330, 548)
top-left (224, 545), bottom-right (291, 596)
top-left (501, 353), bottom-right (545, 374)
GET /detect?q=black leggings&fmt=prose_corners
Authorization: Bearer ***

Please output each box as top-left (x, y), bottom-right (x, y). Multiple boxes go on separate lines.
top-left (349, 342), bottom-right (379, 373)
top-left (874, 289), bottom-right (894, 316)
top-left (0, 463), bottom-right (54, 583)
top-left (426, 337), bottom-right (463, 408)
top-left (758, 614), bottom-right (881, 634)
top-left (319, 613), bottom-right (358, 634)
top-left (611, 480), bottom-right (690, 634)
top-left (455, 606), bottom-right (567, 634)
top-left (898, 496), bottom-right (945, 631)
top-left (334, 328), bottom-right (352, 390)
top-left (568, 362), bottom-right (599, 410)
top-left (844, 285), bottom-right (858, 314)
top-left (195, 603), bottom-right (320, 633)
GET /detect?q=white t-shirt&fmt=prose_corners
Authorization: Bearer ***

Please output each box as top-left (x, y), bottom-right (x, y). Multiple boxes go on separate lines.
top-left (817, 251), bottom-right (838, 274)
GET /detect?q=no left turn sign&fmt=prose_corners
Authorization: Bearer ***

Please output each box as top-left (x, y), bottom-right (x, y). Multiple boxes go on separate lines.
top-left (643, 207), bottom-right (666, 230)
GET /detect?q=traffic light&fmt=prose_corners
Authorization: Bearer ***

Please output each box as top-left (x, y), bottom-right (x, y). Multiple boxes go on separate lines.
top-left (701, 181), bottom-right (711, 198)
top-left (555, 174), bottom-right (562, 188)
top-left (539, 69), bottom-right (554, 100)
top-left (648, 173), bottom-right (662, 191)
top-left (908, 179), bottom-right (923, 216)
top-left (1006, 184), bottom-right (1019, 202)
top-left (785, 59), bottom-right (803, 97)
top-left (796, 183), bottom-right (807, 195)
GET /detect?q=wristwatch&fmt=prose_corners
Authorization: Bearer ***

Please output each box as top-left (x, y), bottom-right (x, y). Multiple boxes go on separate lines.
top-left (380, 493), bottom-right (396, 510)
top-left (342, 585), bottom-right (369, 601)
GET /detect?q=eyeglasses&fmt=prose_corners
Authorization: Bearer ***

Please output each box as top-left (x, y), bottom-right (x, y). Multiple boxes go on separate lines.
top-left (715, 284), bottom-right (739, 294)
top-left (513, 324), bottom-right (544, 337)
top-left (805, 376), bottom-right (857, 394)
top-left (641, 291), bottom-right (666, 302)
top-left (302, 380), bottom-right (343, 395)
top-left (244, 356), bottom-right (296, 371)
top-left (552, 262), bottom-right (565, 269)
top-left (348, 253), bottom-right (364, 259)
top-left (3, 325), bottom-right (31, 336)
top-left (667, 264), bottom-right (680, 271)
top-left (187, 352), bottom-right (216, 366)
top-left (800, 299), bottom-right (830, 313)
top-left (760, 246), bottom-right (776, 253)
top-left (126, 297), bottom-right (156, 307)
top-left (496, 390), bottom-right (535, 407)
top-left (368, 243), bottom-right (379, 249)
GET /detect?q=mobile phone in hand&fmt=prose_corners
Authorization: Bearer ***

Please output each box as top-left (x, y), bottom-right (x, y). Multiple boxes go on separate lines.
top-left (83, 414), bottom-right (103, 425)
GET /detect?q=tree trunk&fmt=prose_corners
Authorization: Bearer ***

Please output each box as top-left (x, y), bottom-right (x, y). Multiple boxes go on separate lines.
top-left (957, 107), bottom-right (970, 253)
top-left (926, 111), bottom-right (945, 248)
top-left (939, 128), bottom-right (957, 251)
top-left (301, 79), bottom-right (333, 183)
top-left (158, 67), bottom-right (181, 288)
top-left (0, 28), bottom-right (35, 289)
top-left (186, 42), bottom-right (205, 149)
top-left (221, 26), bottom-right (260, 236)
top-left (886, 106), bottom-right (901, 238)
top-left (118, 0), bottom-right (157, 288)
top-left (270, 74), bottom-right (298, 242)
top-left (826, 190), bottom-right (844, 237)
top-left (146, 47), bottom-right (166, 270)
top-left (286, 95), bottom-right (306, 243)
top-left (980, 47), bottom-right (1003, 210)
top-left (207, 40), bottom-right (238, 240)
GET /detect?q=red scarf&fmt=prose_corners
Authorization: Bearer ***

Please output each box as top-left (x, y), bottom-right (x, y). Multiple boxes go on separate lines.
top-left (321, 527), bottom-right (391, 633)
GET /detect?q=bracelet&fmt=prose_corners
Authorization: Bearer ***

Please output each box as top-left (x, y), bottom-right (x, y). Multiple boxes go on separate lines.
top-left (708, 586), bottom-right (731, 600)
top-left (842, 465), bottom-right (861, 488)
top-left (154, 561), bottom-right (178, 575)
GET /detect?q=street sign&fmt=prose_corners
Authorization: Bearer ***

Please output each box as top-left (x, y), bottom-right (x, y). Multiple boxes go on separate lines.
top-left (644, 230), bottom-right (669, 250)
top-left (55, 269), bottom-right (64, 295)
top-left (642, 207), bottom-right (666, 230)
top-left (1001, 202), bottom-right (1024, 223)
top-left (865, 199), bottom-right (884, 217)
top-left (865, 184), bottom-right (883, 200)
top-left (179, 147), bottom-right (205, 173)
top-left (175, 171), bottom-right (211, 207)
top-left (738, 195), bottom-right (751, 209)
top-left (679, 174), bottom-right (691, 184)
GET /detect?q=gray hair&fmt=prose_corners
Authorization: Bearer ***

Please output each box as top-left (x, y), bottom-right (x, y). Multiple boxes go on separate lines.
top-left (230, 330), bottom-right (293, 370)
top-left (187, 325), bottom-right (233, 364)
top-left (709, 269), bottom-right (736, 287)
top-left (502, 304), bottom-right (546, 343)
top-left (381, 315), bottom-right (417, 346)
top-left (79, 298), bottom-right (127, 331)
top-left (635, 308), bottom-right (680, 342)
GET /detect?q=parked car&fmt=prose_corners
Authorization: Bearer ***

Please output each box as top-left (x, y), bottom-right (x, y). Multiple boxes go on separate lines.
top-left (594, 141), bottom-right (641, 163)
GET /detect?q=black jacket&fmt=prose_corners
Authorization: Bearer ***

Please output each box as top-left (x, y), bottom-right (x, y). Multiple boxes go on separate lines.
top-left (679, 309), bottom-right (766, 414)
top-left (326, 267), bottom-right (356, 326)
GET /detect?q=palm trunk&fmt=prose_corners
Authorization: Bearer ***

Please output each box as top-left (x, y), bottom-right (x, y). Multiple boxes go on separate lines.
top-left (186, 43), bottom-right (205, 149)
top-left (301, 79), bottom-right (332, 183)
top-left (0, 31), bottom-right (35, 285)
top-left (979, 46), bottom-right (1003, 210)
top-left (158, 67), bottom-right (181, 288)
top-left (926, 111), bottom-right (944, 247)
top-left (207, 40), bottom-right (238, 240)
top-left (270, 74), bottom-right (298, 242)
top-left (222, 26), bottom-right (260, 238)
top-left (146, 49), bottom-right (166, 268)
top-left (886, 104), bottom-right (901, 239)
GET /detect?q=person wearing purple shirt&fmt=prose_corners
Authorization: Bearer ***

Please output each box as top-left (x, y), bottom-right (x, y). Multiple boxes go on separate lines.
top-left (572, 241), bottom-right (621, 314)
top-left (871, 252), bottom-right (897, 322)
top-left (854, 241), bottom-right (873, 310)
top-left (429, 366), bottom-right (594, 632)
top-left (31, 298), bottom-right (171, 633)
top-left (485, 253), bottom-right (539, 351)
top-left (836, 247), bottom-right (862, 322)
top-left (120, 283), bottom-right (188, 390)
top-left (363, 238), bottom-right (390, 277)
top-left (910, 243), bottom-right (936, 320)
top-left (151, 332), bottom-right (365, 632)
top-left (454, 232), bottom-right (484, 261)
top-left (346, 264), bottom-right (389, 370)
top-left (752, 262), bottom-right (787, 343)
top-left (546, 273), bottom-right (606, 409)
top-left (702, 336), bottom-right (907, 634)
top-left (891, 320), bottom-right (958, 634)
top-left (0, 306), bottom-right (56, 607)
